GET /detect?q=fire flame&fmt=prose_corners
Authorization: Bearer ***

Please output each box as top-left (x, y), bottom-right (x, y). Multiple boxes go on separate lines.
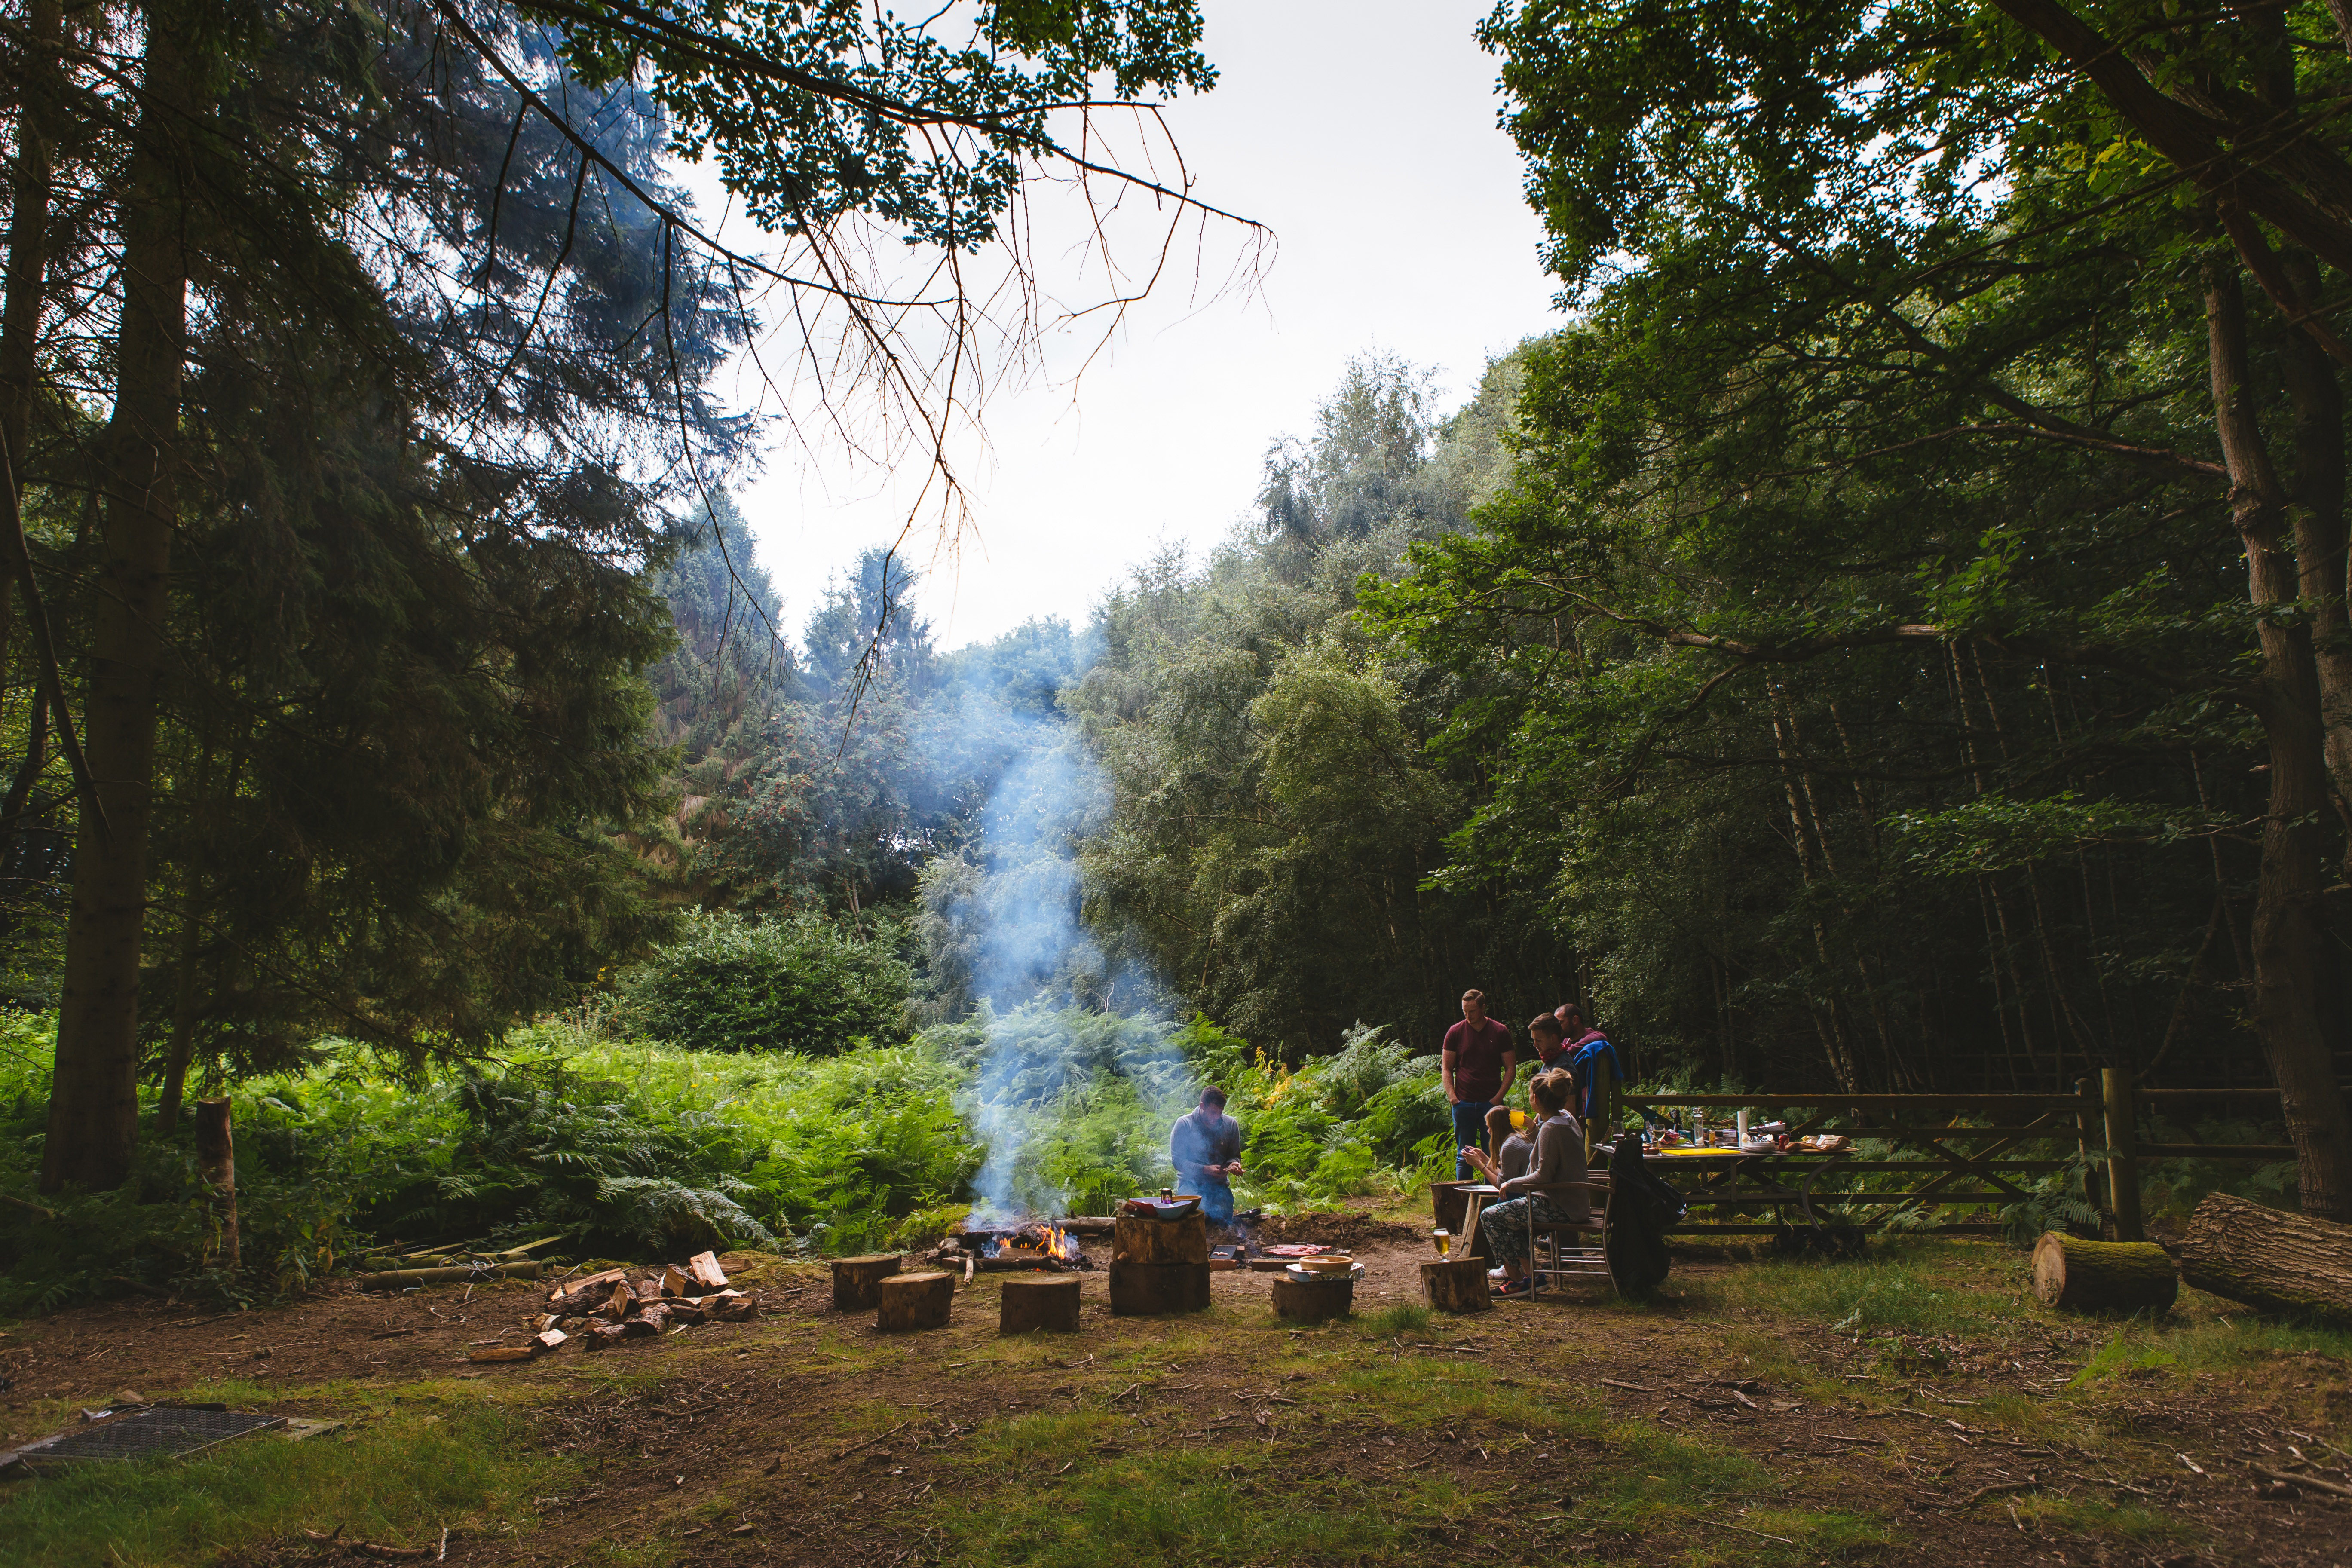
top-left (1002, 1222), bottom-right (1079, 1264)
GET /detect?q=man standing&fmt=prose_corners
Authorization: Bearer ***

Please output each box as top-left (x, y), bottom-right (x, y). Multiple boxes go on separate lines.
top-left (1170, 1087), bottom-right (1245, 1225)
top-left (1442, 989), bottom-right (1516, 1181)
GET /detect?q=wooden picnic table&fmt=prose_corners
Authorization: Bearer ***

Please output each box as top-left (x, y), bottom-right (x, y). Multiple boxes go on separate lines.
top-left (1645, 1145), bottom-right (1851, 1228)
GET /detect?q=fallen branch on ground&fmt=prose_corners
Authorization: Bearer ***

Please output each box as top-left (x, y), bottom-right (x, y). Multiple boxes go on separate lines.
top-left (834, 1421), bottom-right (908, 1461)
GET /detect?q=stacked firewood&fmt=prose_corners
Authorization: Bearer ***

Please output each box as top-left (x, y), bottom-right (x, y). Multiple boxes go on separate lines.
top-left (469, 1251), bottom-right (756, 1362)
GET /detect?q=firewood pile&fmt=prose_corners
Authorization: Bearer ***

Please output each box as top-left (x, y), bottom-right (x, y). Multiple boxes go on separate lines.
top-left (467, 1251), bottom-right (756, 1363)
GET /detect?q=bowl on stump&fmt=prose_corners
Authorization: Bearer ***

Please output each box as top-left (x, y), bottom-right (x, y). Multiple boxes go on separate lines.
top-left (1000, 1274), bottom-right (1082, 1333)
top-left (1271, 1271), bottom-right (1354, 1323)
top-left (876, 1271), bottom-right (955, 1332)
top-left (833, 1254), bottom-right (903, 1312)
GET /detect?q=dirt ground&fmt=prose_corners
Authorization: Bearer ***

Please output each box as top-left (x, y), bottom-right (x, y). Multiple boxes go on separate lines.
top-left (2, 1220), bottom-right (2346, 1568)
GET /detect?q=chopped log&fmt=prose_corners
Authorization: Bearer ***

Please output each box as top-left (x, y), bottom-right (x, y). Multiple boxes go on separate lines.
top-left (662, 1265), bottom-right (691, 1298)
top-left (1420, 1258), bottom-right (1493, 1315)
top-left (708, 1295), bottom-right (758, 1322)
top-left (605, 1282), bottom-right (633, 1318)
top-left (195, 1098), bottom-right (240, 1274)
top-left (583, 1323), bottom-right (628, 1351)
top-left (1271, 1273), bottom-right (1354, 1323)
top-left (2178, 1192), bottom-right (2352, 1320)
top-left (2030, 1232), bottom-right (2178, 1315)
top-left (1000, 1275), bottom-right (1082, 1333)
top-left (618, 1316), bottom-right (660, 1339)
top-left (876, 1271), bottom-right (955, 1332)
top-left (533, 1329), bottom-right (567, 1354)
top-left (1058, 1216), bottom-right (1116, 1237)
top-left (547, 1268), bottom-right (628, 1312)
top-left (467, 1346), bottom-right (533, 1363)
top-left (358, 1262), bottom-right (542, 1291)
top-left (632, 1277), bottom-right (666, 1302)
top-left (832, 1254), bottom-right (903, 1312)
top-left (686, 1251), bottom-right (729, 1290)
top-left (1107, 1259), bottom-right (1210, 1316)
top-left (531, 1313), bottom-right (560, 1333)
top-left (1112, 1213), bottom-right (1208, 1266)
top-left (665, 1301), bottom-right (707, 1326)
top-left (636, 1302), bottom-right (671, 1333)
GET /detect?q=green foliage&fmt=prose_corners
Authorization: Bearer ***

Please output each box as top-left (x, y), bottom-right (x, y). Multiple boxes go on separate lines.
top-left (615, 909), bottom-right (913, 1054)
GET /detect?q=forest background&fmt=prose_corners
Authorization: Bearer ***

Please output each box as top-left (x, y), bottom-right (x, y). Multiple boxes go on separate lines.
top-left (3, 0), bottom-right (2350, 1308)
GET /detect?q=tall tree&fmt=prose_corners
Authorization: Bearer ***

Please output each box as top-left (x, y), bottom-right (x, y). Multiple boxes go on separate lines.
top-left (1372, 0), bottom-right (2351, 1212)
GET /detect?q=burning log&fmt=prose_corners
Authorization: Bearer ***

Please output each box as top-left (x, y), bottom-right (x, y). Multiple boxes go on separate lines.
top-left (833, 1255), bottom-right (904, 1312)
top-left (876, 1271), bottom-right (955, 1332)
top-left (999, 1275), bottom-right (1082, 1334)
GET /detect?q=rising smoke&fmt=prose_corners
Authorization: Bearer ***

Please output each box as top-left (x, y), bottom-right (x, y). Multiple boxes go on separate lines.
top-left (916, 689), bottom-right (1187, 1217)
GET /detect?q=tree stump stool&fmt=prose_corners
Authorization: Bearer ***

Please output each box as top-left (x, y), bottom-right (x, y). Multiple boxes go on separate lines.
top-left (1113, 1213), bottom-right (1209, 1265)
top-left (1420, 1257), bottom-right (1492, 1314)
top-left (1271, 1272), bottom-right (1354, 1323)
top-left (2031, 1232), bottom-right (2177, 1315)
top-left (833, 1254), bottom-right (903, 1312)
top-left (876, 1271), bottom-right (955, 1332)
top-left (1000, 1275), bottom-right (1083, 1333)
top-left (1108, 1259), bottom-right (1211, 1315)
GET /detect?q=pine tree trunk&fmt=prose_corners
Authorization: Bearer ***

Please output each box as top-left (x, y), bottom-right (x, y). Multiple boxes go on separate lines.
top-left (41, 16), bottom-right (197, 1194)
top-left (2204, 264), bottom-right (2352, 1223)
top-left (0, 0), bottom-right (62, 518)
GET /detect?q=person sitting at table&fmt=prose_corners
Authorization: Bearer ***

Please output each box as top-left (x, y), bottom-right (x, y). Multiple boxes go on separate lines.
top-left (1482, 1103), bottom-right (1536, 1185)
top-left (1460, 1069), bottom-right (1590, 1298)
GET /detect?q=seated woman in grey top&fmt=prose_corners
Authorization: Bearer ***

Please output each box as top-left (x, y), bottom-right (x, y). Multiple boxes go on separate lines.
top-left (1461, 1069), bottom-right (1592, 1297)
top-left (1482, 1104), bottom-right (1536, 1185)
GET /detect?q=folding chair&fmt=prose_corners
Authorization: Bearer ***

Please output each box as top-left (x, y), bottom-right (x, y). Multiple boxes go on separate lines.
top-left (1523, 1177), bottom-right (1614, 1298)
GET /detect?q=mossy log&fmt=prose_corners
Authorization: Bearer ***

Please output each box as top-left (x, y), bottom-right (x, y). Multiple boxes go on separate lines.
top-left (831, 1254), bottom-right (903, 1312)
top-left (1107, 1259), bottom-right (1210, 1315)
top-left (2178, 1192), bottom-right (2352, 1321)
top-left (1419, 1257), bottom-right (1492, 1315)
top-left (999, 1275), bottom-right (1082, 1333)
top-left (1113, 1213), bottom-right (1208, 1265)
top-left (876, 1271), bottom-right (955, 1332)
top-left (2030, 1232), bottom-right (2177, 1314)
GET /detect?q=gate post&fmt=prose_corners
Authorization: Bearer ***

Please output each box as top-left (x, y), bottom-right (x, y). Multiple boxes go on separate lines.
top-left (2099, 1068), bottom-right (2143, 1243)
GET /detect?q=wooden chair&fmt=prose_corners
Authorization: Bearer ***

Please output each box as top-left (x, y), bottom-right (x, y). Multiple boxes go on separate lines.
top-left (1522, 1177), bottom-right (1614, 1298)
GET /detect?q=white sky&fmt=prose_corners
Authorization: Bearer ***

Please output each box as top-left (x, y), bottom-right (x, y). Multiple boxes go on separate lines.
top-left (707, 0), bottom-right (1562, 651)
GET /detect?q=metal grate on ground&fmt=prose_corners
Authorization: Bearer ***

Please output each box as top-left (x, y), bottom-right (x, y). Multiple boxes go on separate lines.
top-left (12, 1406), bottom-right (285, 1470)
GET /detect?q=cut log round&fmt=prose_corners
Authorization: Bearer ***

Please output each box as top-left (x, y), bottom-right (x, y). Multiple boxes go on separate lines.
top-left (1271, 1273), bottom-right (1354, 1323)
top-left (1420, 1258), bottom-right (1493, 1315)
top-left (876, 1271), bottom-right (956, 1332)
top-left (2030, 1232), bottom-right (2178, 1315)
top-left (1113, 1213), bottom-right (1208, 1265)
top-left (999, 1275), bottom-right (1082, 1333)
top-left (2178, 1192), bottom-right (2352, 1320)
top-left (1107, 1259), bottom-right (1210, 1316)
top-left (832, 1254), bottom-right (904, 1312)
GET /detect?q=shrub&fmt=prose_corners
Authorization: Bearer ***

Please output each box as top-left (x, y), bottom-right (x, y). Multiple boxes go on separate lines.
top-left (615, 909), bottom-right (913, 1053)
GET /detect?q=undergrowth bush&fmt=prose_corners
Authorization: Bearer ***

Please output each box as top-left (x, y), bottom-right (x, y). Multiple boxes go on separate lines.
top-left (614, 909), bottom-right (914, 1053)
top-left (0, 1007), bottom-right (1453, 1313)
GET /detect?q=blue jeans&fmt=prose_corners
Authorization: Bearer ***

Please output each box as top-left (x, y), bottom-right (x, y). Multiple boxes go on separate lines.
top-left (1452, 1099), bottom-right (1495, 1180)
top-left (1182, 1171), bottom-right (1235, 1225)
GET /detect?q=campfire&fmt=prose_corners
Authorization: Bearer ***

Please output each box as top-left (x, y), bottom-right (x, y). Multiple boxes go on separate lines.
top-left (930, 1217), bottom-right (1096, 1271)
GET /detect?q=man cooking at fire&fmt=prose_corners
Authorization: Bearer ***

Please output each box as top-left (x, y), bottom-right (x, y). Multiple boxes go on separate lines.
top-left (1170, 1086), bottom-right (1245, 1225)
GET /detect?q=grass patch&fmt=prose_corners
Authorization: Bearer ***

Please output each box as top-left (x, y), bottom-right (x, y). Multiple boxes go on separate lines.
top-left (1706, 1240), bottom-right (2031, 1341)
top-left (1359, 1303), bottom-right (1430, 1337)
top-left (2016, 1493), bottom-right (2194, 1543)
top-left (0, 1396), bottom-right (566, 1568)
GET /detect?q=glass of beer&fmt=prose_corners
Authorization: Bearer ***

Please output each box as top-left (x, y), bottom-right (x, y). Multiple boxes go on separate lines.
top-left (1432, 1228), bottom-right (1451, 1258)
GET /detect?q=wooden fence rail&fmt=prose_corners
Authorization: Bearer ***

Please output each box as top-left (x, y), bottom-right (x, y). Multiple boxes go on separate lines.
top-left (1585, 1062), bottom-right (2333, 1244)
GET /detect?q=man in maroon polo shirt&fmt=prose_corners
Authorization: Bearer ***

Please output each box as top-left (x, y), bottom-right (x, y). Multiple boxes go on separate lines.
top-left (1442, 989), bottom-right (1517, 1181)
